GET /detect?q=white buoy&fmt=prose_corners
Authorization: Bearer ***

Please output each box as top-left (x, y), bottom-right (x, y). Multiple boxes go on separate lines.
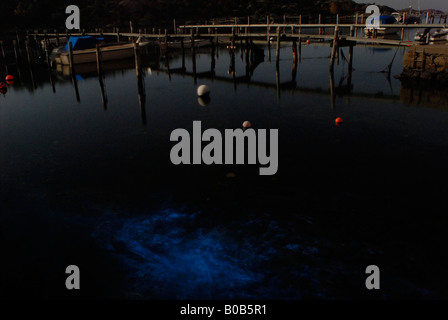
top-left (197, 84), bottom-right (210, 97)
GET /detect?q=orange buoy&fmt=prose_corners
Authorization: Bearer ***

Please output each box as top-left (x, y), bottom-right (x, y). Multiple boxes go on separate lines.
top-left (335, 117), bottom-right (343, 126)
top-left (242, 120), bottom-right (251, 129)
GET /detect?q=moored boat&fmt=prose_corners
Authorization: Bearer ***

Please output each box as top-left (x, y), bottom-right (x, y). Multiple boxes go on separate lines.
top-left (51, 36), bottom-right (150, 65)
top-left (415, 28), bottom-right (448, 42)
top-left (364, 15), bottom-right (399, 36)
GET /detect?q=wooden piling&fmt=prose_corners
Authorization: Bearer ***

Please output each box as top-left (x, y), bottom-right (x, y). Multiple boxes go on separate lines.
top-left (96, 44), bottom-right (103, 77)
top-left (191, 29), bottom-right (197, 84)
top-left (180, 37), bottom-right (185, 70)
top-left (133, 42), bottom-right (141, 78)
top-left (298, 37), bottom-right (302, 62)
top-left (267, 15), bottom-right (270, 44)
top-left (275, 27), bottom-right (281, 66)
top-left (318, 14), bottom-right (322, 35)
top-left (68, 41), bottom-right (76, 76)
top-left (329, 26), bottom-right (339, 71)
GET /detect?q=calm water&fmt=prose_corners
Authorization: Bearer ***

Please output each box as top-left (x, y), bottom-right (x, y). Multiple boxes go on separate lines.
top-left (1, 38), bottom-right (448, 299)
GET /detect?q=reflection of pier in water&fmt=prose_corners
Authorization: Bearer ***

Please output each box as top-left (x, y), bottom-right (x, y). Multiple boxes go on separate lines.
top-left (158, 44), bottom-right (403, 108)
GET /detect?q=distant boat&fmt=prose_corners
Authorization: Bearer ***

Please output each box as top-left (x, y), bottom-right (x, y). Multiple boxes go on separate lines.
top-left (364, 15), bottom-right (400, 36)
top-left (51, 36), bottom-right (150, 65)
top-left (414, 28), bottom-right (448, 42)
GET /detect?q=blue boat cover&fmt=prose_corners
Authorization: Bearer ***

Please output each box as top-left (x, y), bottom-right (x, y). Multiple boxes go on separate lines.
top-left (379, 15), bottom-right (397, 24)
top-left (65, 36), bottom-right (104, 51)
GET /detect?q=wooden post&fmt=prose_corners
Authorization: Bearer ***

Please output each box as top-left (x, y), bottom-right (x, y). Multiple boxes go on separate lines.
top-left (116, 28), bottom-right (120, 43)
top-left (68, 41), bottom-right (80, 102)
top-left (130, 21), bottom-right (134, 34)
top-left (336, 14), bottom-right (339, 24)
top-left (43, 38), bottom-right (51, 66)
top-left (191, 29), bottom-right (197, 84)
top-left (96, 44), bottom-right (103, 77)
top-left (355, 13), bottom-right (359, 24)
top-left (173, 19), bottom-right (177, 34)
top-left (299, 14), bottom-right (302, 34)
top-left (275, 27), bottom-right (281, 66)
top-left (180, 37), bottom-right (185, 71)
top-left (319, 14), bottom-right (322, 35)
top-left (267, 15), bottom-right (270, 44)
top-left (329, 26), bottom-right (339, 71)
top-left (350, 25), bottom-right (354, 37)
top-left (68, 41), bottom-right (76, 75)
top-left (298, 37), bottom-right (302, 62)
top-left (191, 28), bottom-right (195, 52)
top-left (133, 42), bottom-right (141, 78)
top-left (426, 12), bottom-right (430, 24)
top-left (55, 30), bottom-right (60, 46)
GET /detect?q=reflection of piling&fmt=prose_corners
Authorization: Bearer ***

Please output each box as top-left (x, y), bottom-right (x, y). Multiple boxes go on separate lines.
top-left (96, 44), bottom-right (107, 109)
top-left (329, 70), bottom-right (335, 110)
top-left (191, 29), bottom-right (197, 84)
top-left (211, 41), bottom-right (216, 74)
top-left (0, 41), bottom-right (8, 74)
top-left (25, 39), bottom-right (36, 89)
top-left (25, 40), bottom-right (32, 67)
top-left (13, 40), bottom-right (20, 66)
top-left (348, 45), bottom-right (354, 88)
top-left (276, 61), bottom-right (280, 100)
top-left (180, 37), bottom-right (185, 71)
top-left (134, 42), bottom-right (146, 125)
top-left (298, 37), bottom-right (302, 62)
top-left (292, 39), bottom-right (298, 82)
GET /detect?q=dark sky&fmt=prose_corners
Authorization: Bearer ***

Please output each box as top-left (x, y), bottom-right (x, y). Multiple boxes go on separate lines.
top-left (354, 0), bottom-right (448, 11)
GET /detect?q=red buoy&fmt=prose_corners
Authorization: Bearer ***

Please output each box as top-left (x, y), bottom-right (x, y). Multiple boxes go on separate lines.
top-left (0, 82), bottom-right (7, 95)
top-left (335, 117), bottom-right (343, 126)
top-left (5, 75), bottom-right (14, 81)
top-left (306, 40), bottom-right (311, 45)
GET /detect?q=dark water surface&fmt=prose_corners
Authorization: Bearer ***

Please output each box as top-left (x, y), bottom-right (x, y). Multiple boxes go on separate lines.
top-left (1, 40), bottom-right (448, 300)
